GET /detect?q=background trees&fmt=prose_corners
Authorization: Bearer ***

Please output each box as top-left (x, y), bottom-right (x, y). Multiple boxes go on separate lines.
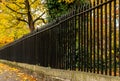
top-left (0, 0), bottom-right (47, 47)
top-left (0, 0), bottom-right (82, 47)
top-left (45, 0), bottom-right (82, 22)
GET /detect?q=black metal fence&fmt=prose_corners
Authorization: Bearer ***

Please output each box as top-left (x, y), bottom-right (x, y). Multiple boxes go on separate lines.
top-left (0, 0), bottom-right (119, 76)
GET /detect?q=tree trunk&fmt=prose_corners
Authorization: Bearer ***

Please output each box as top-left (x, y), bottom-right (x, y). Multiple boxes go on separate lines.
top-left (25, 0), bottom-right (35, 32)
top-left (29, 21), bottom-right (35, 32)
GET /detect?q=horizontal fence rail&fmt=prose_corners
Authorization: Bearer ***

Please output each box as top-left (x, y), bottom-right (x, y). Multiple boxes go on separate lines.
top-left (0, 0), bottom-right (120, 76)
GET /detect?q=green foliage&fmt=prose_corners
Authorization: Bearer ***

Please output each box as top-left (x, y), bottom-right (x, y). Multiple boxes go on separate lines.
top-left (45, 0), bottom-right (79, 22)
top-left (45, 0), bottom-right (87, 22)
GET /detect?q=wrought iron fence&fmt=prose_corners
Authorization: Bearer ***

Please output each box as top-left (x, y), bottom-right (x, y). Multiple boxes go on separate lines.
top-left (0, 0), bottom-right (119, 76)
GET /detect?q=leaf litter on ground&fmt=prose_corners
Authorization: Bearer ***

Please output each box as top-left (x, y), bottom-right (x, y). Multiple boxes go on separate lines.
top-left (0, 63), bottom-right (37, 81)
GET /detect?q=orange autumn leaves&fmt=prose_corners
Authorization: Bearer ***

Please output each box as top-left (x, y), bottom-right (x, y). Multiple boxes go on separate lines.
top-left (0, 36), bottom-right (14, 45)
top-left (0, 63), bottom-right (37, 81)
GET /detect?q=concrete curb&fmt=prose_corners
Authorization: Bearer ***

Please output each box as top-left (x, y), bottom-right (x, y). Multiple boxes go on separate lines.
top-left (0, 60), bottom-right (120, 81)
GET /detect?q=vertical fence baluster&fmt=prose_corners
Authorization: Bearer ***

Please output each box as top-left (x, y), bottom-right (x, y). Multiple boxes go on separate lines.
top-left (68, 14), bottom-right (70, 70)
top-left (97, 0), bottom-right (100, 74)
top-left (63, 17), bottom-right (66, 69)
top-left (56, 26), bottom-right (59, 69)
top-left (118, 0), bottom-right (120, 76)
top-left (81, 5), bottom-right (84, 71)
top-left (109, 0), bottom-right (112, 76)
top-left (63, 20), bottom-right (65, 69)
top-left (65, 15), bottom-right (68, 70)
top-left (90, 2), bottom-right (93, 73)
top-left (114, 0), bottom-right (117, 76)
top-left (100, 0), bottom-right (104, 74)
top-left (71, 11), bottom-right (74, 70)
top-left (59, 21), bottom-right (62, 69)
top-left (74, 10), bottom-right (77, 70)
top-left (69, 14), bottom-right (71, 70)
top-left (72, 10), bottom-right (75, 70)
top-left (84, 3), bottom-right (88, 72)
top-left (105, 0), bottom-right (108, 75)
top-left (63, 18), bottom-right (65, 69)
top-left (93, 0), bottom-right (96, 73)
top-left (86, 2), bottom-right (89, 72)
top-left (61, 20), bottom-right (64, 69)
top-left (78, 5), bottom-right (81, 71)
top-left (66, 15), bottom-right (68, 70)
top-left (83, 3), bottom-right (86, 72)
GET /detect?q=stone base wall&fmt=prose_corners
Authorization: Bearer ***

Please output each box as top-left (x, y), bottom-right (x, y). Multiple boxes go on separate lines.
top-left (0, 60), bottom-right (120, 81)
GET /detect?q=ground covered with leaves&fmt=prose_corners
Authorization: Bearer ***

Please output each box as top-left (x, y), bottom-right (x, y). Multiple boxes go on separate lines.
top-left (0, 63), bottom-right (39, 81)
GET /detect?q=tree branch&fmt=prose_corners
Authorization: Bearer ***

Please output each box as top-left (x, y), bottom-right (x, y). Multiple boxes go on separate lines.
top-left (17, 17), bottom-right (28, 24)
top-left (12, 2), bottom-right (25, 9)
top-left (39, 18), bottom-right (46, 24)
top-left (30, 0), bottom-right (37, 5)
top-left (5, 5), bottom-right (27, 14)
top-left (33, 12), bottom-right (45, 23)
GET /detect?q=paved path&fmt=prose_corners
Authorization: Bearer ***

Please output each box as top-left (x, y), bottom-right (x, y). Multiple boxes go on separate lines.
top-left (0, 63), bottom-right (37, 81)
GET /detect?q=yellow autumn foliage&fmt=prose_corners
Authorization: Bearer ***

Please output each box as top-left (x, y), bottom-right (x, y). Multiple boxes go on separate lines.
top-left (0, 0), bottom-right (52, 47)
top-left (0, 35), bottom-right (14, 46)
top-left (58, 0), bottom-right (75, 4)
